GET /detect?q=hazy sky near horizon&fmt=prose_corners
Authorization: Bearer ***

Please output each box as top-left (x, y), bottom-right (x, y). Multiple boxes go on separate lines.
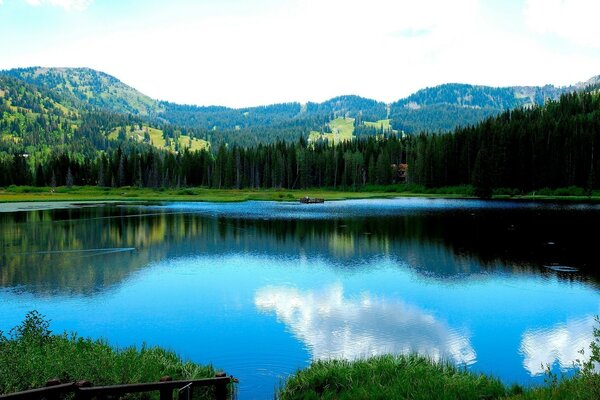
top-left (1, 0), bottom-right (599, 107)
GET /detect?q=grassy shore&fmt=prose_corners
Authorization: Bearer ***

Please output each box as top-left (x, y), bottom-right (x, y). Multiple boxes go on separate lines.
top-left (0, 185), bottom-right (469, 203)
top-left (2, 184), bottom-right (600, 203)
top-left (0, 312), bottom-right (229, 398)
top-left (279, 355), bottom-right (600, 400)
top-left (3, 313), bottom-right (600, 399)
top-left (279, 318), bottom-right (600, 399)
top-left (280, 317), bottom-right (600, 399)
top-left (279, 355), bottom-right (512, 400)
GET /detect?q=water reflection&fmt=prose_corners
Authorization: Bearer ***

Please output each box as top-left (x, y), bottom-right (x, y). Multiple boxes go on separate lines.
top-left (2, 200), bottom-right (600, 295)
top-left (255, 284), bottom-right (476, 364)
top-left (520, 316), bottom-right (597, 375)
top-left (1, 199), bottom-right (600, 397)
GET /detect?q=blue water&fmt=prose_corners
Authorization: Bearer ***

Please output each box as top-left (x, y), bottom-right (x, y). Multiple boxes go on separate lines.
top-left (1, 198), bottom-right (600, 398)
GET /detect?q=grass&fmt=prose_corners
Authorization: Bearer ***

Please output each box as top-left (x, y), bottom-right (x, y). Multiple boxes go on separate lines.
top-left (2, 185), bottom-right (600, 204)
top-left (309, 117), bottom-right (355, 143)
top-left (108, 125), bottom-right (209, 152)
top-left (278, 355), bottom-right (513, 400)
top-left (279, 349), bottom-right (600, 400)
top-left (0, 311), bottom-right (229, 398)
top-left (363, 119), bottom-right (393, 131)
top-left (0, 185), bottom-right (478, 204)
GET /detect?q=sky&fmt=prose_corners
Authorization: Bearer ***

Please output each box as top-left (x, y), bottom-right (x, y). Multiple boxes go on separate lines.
top-left (1, 0), bottom-right (600, 108)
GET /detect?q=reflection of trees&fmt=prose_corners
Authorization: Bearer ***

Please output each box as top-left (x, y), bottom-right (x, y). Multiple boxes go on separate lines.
top-left (1, 205), bottom-right (599, 296)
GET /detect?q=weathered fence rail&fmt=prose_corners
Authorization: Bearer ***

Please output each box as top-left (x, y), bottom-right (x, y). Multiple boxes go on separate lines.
top-left (0, 374), bottom-right (235, 400)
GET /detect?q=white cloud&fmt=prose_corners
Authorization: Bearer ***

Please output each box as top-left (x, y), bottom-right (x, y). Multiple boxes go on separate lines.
top-left (25, 0), bottom-right (93, 11)
top-left (255, 283), bottom-right (476, 364)
top-left (520, 316), bottom-right (596, 375)
top-left (4, 0), bottom-right (600, 106)
top-left (524, 0), bottom-right (600, 48)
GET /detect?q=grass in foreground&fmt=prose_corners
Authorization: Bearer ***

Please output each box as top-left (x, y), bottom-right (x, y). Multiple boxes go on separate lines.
top-left (278, 355), bottom-right (512, 400)
top-left (280, 321), bottom-right (600, 400)
top-left (0, 311), bottom-right (224, 398)
top-left (279, 354), bottom-right (600, 400)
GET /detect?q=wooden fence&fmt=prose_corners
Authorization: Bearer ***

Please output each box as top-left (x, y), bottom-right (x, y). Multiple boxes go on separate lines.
top-left (0, 374), bottom-right (236, 400)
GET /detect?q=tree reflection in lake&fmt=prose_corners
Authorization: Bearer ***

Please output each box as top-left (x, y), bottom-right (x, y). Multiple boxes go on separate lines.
top-left (1, 199), bottom-right (600, 398)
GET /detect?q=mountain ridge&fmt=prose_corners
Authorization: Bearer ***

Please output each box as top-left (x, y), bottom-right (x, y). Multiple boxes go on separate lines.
top-left (2, 66), bottom-right (598, 134)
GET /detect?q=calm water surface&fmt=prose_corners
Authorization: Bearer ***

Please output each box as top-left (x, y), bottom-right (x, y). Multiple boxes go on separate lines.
top-left (1, 198), bottom-right (600, 398)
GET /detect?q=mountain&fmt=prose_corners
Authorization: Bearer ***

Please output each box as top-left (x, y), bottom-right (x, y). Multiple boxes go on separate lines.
top-left (389, 83), bottom-right (574, 133)
top-left (2, 66), bottom-right (598, 142)
top-left (305, 95), bottom-right (388, 121)
top-left (2, 67), bottom-right (599, 193)
top-left (0, 72), bottom-right (207, 165)
top-left (2, 67), bottom-right (162, 116)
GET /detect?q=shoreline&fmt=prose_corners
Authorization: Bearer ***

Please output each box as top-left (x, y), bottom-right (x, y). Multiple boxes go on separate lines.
top-left (1, 186), bottom-right (600, 209)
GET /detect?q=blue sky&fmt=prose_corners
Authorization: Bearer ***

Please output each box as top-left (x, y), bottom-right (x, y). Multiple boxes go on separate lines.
top-left (1, 0), bottom-right (599, 107)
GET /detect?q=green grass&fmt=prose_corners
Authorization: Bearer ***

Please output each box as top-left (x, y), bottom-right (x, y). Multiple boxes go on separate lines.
top-left (278, 355), bottom-right (513, 400)
top-left (0, 185), bottom-right (476, 203)
top-left (108, 125), bottom-right (209, 152)
top-left (279, 315), bottom-right (600, 400)
top-left (309, 117), bottom-right (355, 143)
top-left (2, 185), bottom-right (600, 204)
top-left (279, 353), bottom-right (600, 400)
top-left (363, 119), bottom-right (392, 131)
top-left (0, 311), bottom-right (229, 398)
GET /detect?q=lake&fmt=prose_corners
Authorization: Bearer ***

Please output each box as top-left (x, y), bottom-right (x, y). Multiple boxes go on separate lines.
top-left (1, 198), bottom-right (600, 398)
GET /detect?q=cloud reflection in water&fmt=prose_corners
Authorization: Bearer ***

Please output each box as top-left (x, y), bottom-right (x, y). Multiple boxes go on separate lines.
top-left (520, 316), bottom-right (596, 375)
top-left (255, 284), bottom-right (476, 365)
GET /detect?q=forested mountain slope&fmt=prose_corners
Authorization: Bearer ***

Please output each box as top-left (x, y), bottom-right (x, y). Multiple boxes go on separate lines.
top-left (5, 66), bottom-right (596, 136)
top-left (3, 67), bottom-right (161, 116)
top-left (2, 77), bottom-right (598, 197)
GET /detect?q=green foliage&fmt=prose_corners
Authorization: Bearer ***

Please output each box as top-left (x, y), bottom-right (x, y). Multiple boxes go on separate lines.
top-left (534, 186), bottom-right (587, 197)
top-left (2, 68), bottom-right (600, 195)
top-left (0, 311), bottom-right (217, 395)
top-left (389, 83), bottom-right (570, 133)
top-left (408, 91), bottom-right (600, 195)
top-left (4, 67), bottom-right (161, 116)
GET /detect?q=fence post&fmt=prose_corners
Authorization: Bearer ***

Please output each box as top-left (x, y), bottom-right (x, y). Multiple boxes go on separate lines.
top-left (74, 380), bottom-right (93, 400)
top-left (44, 379), bottom-right (62, 400)
top-left (214, 372), bottom-right (227, 400)
top-left (159, 376), bottom-right (173, 400)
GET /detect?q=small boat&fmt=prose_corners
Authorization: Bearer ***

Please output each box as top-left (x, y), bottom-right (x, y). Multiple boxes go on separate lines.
top-left (299, 196), bottom-right (325, 204)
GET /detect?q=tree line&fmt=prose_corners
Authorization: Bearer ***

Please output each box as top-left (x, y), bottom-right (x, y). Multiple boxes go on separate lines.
top-left (1, 90), bottom-right (599, 196)
top-left (408, 91), bottom-right (600, 196)
top-left (0, 135), bottom-right (408, 189)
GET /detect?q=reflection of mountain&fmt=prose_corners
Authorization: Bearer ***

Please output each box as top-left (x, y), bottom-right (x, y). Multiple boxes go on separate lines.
top-left (519, 316), bottom-right (596, 375)
top-left (255, 284), bottom-right (476, 364)
top-left (1, 201), bottom-right (600, 296)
